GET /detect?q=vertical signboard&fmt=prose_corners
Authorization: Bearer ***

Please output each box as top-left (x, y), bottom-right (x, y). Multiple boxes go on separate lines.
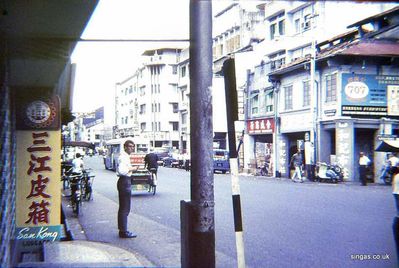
top-left (15, 95), bottom-right (61, 242)
top-left (335, 120), bottom-right (353, 180)
top-left (278, 138), bottom-right (288, 176)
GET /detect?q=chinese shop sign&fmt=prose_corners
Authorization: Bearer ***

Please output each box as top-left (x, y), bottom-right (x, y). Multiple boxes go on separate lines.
top-left (15, 95), bottom-right (61, 241)
top-left (247, 118), bottom-right (275, 134)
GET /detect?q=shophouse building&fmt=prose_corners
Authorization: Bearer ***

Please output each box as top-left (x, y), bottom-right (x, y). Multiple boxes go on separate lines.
top-left (242, 3), bottom-right (399, 181)
top-left (240, 1), bottom-right (398, 179)
top-left (114, 48), bottom-right (182, 151)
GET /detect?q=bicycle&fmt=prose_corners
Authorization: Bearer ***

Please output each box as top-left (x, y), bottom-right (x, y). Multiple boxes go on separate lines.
top-left (68, 173), bottom-right (84, 216)
top-left (148, 168), bottom-right (157, 195)
top-left (61, 161), bottom-right (73, 190)
top-left (81, 168), bottom-right (95, 201)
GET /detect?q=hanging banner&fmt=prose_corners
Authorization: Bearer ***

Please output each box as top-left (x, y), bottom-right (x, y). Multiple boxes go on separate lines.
top-left (15, 95), bottom-right (62, 242)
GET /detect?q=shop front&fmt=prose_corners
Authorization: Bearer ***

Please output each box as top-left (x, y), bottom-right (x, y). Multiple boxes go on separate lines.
top-left (247, 117), bottom-right (275, 175)
top-left (277, 111), bottom-right (314, 178)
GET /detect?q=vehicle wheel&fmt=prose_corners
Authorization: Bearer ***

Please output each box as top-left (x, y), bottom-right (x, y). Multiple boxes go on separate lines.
top-left (62, 177), bottom-right (69, 190)
top-left (72, 194), bottom-right (80, 216)
top-left (85, 186), bottom-right (92, 201)
top-left (75, 200), bottom-right (80, 216)
top-left (384, 175), bottom-right (392, 185)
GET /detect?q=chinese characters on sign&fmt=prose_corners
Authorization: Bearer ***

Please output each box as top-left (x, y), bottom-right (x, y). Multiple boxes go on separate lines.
top-left (247, 118), bottom-right (275, 134)
top-left (25, 132), bottom-right (52, 225)
top-left (336, 121), bottom-right (352, 180)
top-left (16, 96), bottom-right (61, 242)
top-left (341, 74), bottom-right (399, 118)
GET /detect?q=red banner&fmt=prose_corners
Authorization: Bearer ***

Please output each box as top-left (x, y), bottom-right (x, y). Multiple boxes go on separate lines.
top-left (247, 118), bottom-right (275, 134)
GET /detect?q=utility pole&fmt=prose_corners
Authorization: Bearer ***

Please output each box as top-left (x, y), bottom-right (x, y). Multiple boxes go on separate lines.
top-left (181, 0), bottom-right (214, 267)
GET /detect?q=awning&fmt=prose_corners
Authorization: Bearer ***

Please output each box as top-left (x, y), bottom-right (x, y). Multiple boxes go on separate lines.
top-left (63, 141), bottom-right (95, 149)
top-left (375, 139), bottom-right (399, 152)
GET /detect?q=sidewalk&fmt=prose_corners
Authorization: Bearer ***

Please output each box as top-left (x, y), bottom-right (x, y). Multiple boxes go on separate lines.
top-left (18, 240), bottom-right (144, 268)
top-left (16, 197), bottom-right (146, 268)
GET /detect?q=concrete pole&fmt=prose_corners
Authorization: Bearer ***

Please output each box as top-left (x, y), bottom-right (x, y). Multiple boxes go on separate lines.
top-left (181, 0), bottom-right (215, 267)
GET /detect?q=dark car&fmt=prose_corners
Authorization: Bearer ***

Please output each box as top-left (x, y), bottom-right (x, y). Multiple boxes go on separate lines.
top-left (162, 157), bottom-right (179, 168)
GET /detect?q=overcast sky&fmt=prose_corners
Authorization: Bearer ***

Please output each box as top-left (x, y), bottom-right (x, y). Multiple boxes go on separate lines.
top-left (71, 0), bottom-right (192, 116)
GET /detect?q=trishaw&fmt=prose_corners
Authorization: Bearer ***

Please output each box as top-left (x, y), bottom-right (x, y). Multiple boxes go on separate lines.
top-left (130, 153), bottom-right (157, 195)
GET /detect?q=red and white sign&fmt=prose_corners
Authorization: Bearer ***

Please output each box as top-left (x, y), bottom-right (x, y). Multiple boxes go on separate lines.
top-left (247, 118), bottom-right (275, 134)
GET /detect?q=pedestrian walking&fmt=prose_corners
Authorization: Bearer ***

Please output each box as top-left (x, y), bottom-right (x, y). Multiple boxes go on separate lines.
top-left (116, 140), bottom-right (138, 238)
top-left (358, 151), bottom-right (371, 186)
top-left (290, 149), bottom-right (304, 183)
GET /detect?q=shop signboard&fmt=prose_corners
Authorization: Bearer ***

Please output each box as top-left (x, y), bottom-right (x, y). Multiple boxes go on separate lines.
top-left (15, 95), bottom-right (62, 242)
top-left (335, 120), bottom-right (353, 180)
top-left (247, 118), bottom-right (275, 134)
top-left (341, 74), bottom-right (399, 118)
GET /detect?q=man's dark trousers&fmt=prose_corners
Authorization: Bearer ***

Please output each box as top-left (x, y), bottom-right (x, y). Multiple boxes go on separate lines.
top-left (117, 175), bottom-right (131, 232)
top-left (359, 165), bottom-right (367, 186)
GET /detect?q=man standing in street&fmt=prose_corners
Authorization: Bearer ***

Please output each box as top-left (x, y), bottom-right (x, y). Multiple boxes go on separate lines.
top-left (117, 140), bottom-right (138, 238)
top-left (358, 151), bottom-right (371, 186)
top-left (290, 149), bottom-right (304, 183)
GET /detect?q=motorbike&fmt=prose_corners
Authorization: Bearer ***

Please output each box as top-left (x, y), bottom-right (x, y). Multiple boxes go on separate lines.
top-left (315, 162), bottom-right (344, 183)
top-left (379, 163), bottom-right (394, 185)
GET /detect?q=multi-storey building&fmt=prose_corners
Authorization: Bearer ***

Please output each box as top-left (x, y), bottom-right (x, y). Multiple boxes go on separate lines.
top-left (177, 48), bottom-right (190, 154)
top-left (115, 48), bottom-right (182, 151)
top-left (242, 2), bottom-right (399, 180)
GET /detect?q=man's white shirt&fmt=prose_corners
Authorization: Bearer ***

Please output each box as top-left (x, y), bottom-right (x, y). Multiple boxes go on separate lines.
top-left (117, 151), bottom-right (132, 176)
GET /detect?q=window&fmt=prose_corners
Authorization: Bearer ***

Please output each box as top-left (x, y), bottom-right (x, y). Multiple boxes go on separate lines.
top-left (284, 85), bottom-right (293, 110)
top-left (251, 94), bottom-right (259, 115)
top-left (269, 51), bottom-right (286, 71)
top-left (172, 65), bottom-right (178, 74)
top-left (140, 104), bottom-right (146, 114)
top-left (269, 13), bottom-right (285, 40)
top-left (294, 18), bottom-right (301, 33)
top-left (140, 123), bottom-right (146, 131)
top-left (172, 103), bottom-right (179, 113)
top-left (265, 91), bottom-right (274, 112)
top-left (171, 122), bottom-right (179, 131)
top-left (181, 66), bottom-right (186, 77)
top-left (326, 73), bottom-right (337, 102)
top-left (182, 113), bottom-right (187, 125)
top-left (303, 80), bottom-right (310, 107)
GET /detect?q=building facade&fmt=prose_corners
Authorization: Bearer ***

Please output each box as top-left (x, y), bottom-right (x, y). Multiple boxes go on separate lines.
top-left (115, 48), bottom-right (182, 151)
top-left (242, 2), bottom-right (399, 181)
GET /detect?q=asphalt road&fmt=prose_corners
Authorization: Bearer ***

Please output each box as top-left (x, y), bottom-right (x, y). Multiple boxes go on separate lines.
top-left (73, 156), bottom-right (397, 268)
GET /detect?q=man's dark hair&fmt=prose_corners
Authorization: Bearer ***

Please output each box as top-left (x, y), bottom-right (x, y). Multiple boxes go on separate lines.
top-left (76, 153), bottom-right (81, 158)
top-left (124, 140), bottom-right (135, 148)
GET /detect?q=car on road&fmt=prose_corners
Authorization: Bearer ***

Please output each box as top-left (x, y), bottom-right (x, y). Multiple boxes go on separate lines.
top-left (162, 157), bottom-right (179, 168)
top-left (213, 149), bottom-right (230, 173)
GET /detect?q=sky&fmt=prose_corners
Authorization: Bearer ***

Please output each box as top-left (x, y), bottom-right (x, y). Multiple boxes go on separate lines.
top-left (70, 0), bottom-right (192, 117)
top-left (71, 0), bottom-right (232, 123)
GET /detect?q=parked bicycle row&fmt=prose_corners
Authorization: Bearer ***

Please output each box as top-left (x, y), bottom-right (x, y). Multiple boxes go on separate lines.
top-left (61, 155), bottom-right (95, 216)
